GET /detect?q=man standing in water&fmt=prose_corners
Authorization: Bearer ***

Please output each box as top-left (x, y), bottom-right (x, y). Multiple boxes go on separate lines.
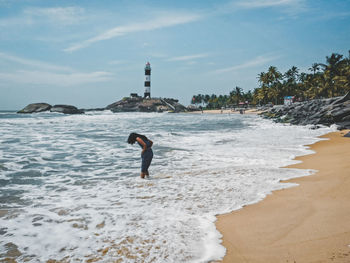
top-left (127, 133), bottom-right (153, 179)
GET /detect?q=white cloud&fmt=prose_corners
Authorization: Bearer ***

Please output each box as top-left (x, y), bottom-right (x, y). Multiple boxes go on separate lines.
top-left (228, 0), bottom-right (307, 16)
top-left (0, 6), bottom-right (85, 27)
top-left (64, 12), bottom-right (202, 52)
top-left (213, 54), bottom-right (280, 74)
top-left (0, 52), bottom-right (72, 72)
top-left (211, 0), bottom-right (307, 18)
top-left (167, 53), bottom-right (209, 62)
top-left (236, 0), bottom-right (303, 8)
top-left (0, 15), bottom-right (32, 27)
top-left (0, 52), bottom-right (113, 86)
top-left (23, 6), bottom-right (85, 25)
top-left (0, 70), bottom-right (113, 86)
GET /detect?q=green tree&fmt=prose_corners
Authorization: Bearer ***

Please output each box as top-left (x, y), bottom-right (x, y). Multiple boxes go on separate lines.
top-left (267, 66), bottom-right (282, 104)
top-left (309, 63), bottom-right (320, 75)
top-left (319, 53), bottom-right (345, 97)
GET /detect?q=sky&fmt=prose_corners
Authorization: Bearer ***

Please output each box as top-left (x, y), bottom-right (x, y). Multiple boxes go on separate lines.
top-left (0, 0), bottom-right (350, 110)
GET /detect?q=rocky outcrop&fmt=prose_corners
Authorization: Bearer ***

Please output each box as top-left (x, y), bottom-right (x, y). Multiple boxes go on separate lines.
top-left (261, 92), bottom-right (350, 130)
top-left (106, 97), bottom-right (143, 112)
top-left (18, 96), bottom-right (187, 114)
top-left (106, 97), bottom-right (186, 113)
top-left (163, 98), bottom-right (187, 113)
top-left (50, 105), bottom-right (84, 114)
top-left (17, 103), bottom-right (52, 114)
top-left (18, 103), bottom-right (83, 114)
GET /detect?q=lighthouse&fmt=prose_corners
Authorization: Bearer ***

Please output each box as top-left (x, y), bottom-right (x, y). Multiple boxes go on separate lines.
top-left (144, 62), bottom-right (151, 98)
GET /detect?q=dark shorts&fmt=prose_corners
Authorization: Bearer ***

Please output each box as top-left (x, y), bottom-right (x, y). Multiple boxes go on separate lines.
top-left (141, 149), bottom-right (153, 172)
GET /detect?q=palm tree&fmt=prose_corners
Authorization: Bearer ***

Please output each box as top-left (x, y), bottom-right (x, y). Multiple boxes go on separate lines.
top-left (256, 72), bottom-right (271, 104)
top-left (252, 51), bottom-right (350, 103)
top-left (319, 53), bottom-right (345, 97)
top-left (283, 66), bottom-right (299, 100)
top-left (235, 86), bottom-right (243, 104)
top-left (267, 66), bottom-right (282, 104)
top-left (204, 94), bottom-right (210, 105)
top-left (243, 90), bottom-right (253, 103)
top-left (309, 63), bottom-right (320, 75)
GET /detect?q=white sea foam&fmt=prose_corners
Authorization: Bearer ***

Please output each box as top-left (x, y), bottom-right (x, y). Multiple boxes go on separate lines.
top-left (0, 112), bottom-right (334, 262)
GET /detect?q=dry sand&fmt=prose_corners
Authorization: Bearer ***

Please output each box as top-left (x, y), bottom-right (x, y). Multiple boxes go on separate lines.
top-left (190, 109), bottom-right (262, 114)
top-left (216, 130), bottom-right (350, 263)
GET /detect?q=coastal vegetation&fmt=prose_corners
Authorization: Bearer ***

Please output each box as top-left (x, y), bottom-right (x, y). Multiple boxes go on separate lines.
top-left (191, 51), bottom-right (350, 108)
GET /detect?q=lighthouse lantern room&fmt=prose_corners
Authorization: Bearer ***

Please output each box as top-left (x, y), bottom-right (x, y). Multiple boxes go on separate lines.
top-left (144, 62), bottom-right (151, 98)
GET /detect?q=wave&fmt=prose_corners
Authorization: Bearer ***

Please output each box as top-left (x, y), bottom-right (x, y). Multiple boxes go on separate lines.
top-left (0, 112), bottom-right (334, 262)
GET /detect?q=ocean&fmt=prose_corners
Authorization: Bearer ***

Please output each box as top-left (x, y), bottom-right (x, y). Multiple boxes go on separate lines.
top-left (0, 111), bottom-right (334, 262)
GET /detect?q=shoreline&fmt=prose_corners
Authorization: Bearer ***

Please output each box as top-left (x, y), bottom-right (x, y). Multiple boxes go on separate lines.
top-left (216, 130), bottom-right (350, 262)
top-left (190, 108), bottom-right (263, 114)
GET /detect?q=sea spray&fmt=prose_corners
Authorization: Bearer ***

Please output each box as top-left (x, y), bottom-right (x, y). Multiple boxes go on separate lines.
top-left (0, 111), bottom-right (334, 262)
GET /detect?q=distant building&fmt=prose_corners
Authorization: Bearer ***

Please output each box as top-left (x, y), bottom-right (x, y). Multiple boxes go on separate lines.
top-left (284, 96), bottom-right (294, 105)
top-left (144, 62), bottom-right (151, 98)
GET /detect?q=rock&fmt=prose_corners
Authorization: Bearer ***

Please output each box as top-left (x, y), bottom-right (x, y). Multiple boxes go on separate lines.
top-left (17, 103), bottom-right (51, 113)
top-left (341, 115), bottom-right (350, 122)
top-left (324, 97), bottom-right (337, 105)
top-left (163, 98), bottom-right (187, 113)
top-left (186, 105), bottom-right (201, 112)
top-left (331, 92), bottom-right (350, 105)
top-left (107, 97), bottom-right (142, 112)
top-left (261, 93), bottom-right (350, 129)
top-left (310, 118), bottom-right (321, 125)
top-left (309, 112), bottom-right (323, 120)
top-left (50, 105), bottom-right (83, 114)
top-left (139, 99), bottom-right (163, 112)
top-left (157, 105), bottom-right (169, 112)
top-left (336, 121), bottom-right (350, 130)
top-left (330, 106), bottom-right (350, 121)
top-left (310, 125), bottom-right (322, 130)
top-left (106, 97), bottom-right (186, 113)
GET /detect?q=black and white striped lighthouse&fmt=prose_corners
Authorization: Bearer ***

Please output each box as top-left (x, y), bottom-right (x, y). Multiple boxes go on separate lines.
top-left (144, 62), bottom-right (151, 98)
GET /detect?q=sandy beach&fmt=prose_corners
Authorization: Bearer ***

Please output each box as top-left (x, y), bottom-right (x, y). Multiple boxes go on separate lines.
top-left (190, 109), bottom-right (262, 114)
top-left (216, 130), bottom-right (350, 263)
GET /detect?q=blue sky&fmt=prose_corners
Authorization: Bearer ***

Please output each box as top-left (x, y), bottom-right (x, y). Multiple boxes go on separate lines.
top-left (1, 0), bottom-right (350, 110)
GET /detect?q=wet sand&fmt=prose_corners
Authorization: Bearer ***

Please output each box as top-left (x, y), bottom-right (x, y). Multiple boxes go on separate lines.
top-left (216, 130), bottom-right (350, 263)
top-left (0, 209), bottom-right (8, 218)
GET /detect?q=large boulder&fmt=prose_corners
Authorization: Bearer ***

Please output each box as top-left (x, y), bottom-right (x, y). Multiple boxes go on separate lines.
top-left (331, 92), bottom-right (350, 105)
top-left (17, 103), bottom-right (52, 114)
top-left (336, 121), bottom-right (350, 130)
top-left (330, 106), bottom-right (350, 122)
top-left (50, 105), bottom-right (83, 114)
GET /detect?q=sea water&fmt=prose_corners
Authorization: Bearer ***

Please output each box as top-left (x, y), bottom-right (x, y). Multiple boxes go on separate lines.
top-left (0, 111), bottom-right (335, 262)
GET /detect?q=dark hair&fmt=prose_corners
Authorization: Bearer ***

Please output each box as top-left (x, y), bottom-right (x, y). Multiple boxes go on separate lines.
top-left (127, 133), bottom-right (148, 144)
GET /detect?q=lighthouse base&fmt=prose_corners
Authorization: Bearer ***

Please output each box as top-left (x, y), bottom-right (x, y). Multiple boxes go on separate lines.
top-left (144, 93), bottom-right (151, 98)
